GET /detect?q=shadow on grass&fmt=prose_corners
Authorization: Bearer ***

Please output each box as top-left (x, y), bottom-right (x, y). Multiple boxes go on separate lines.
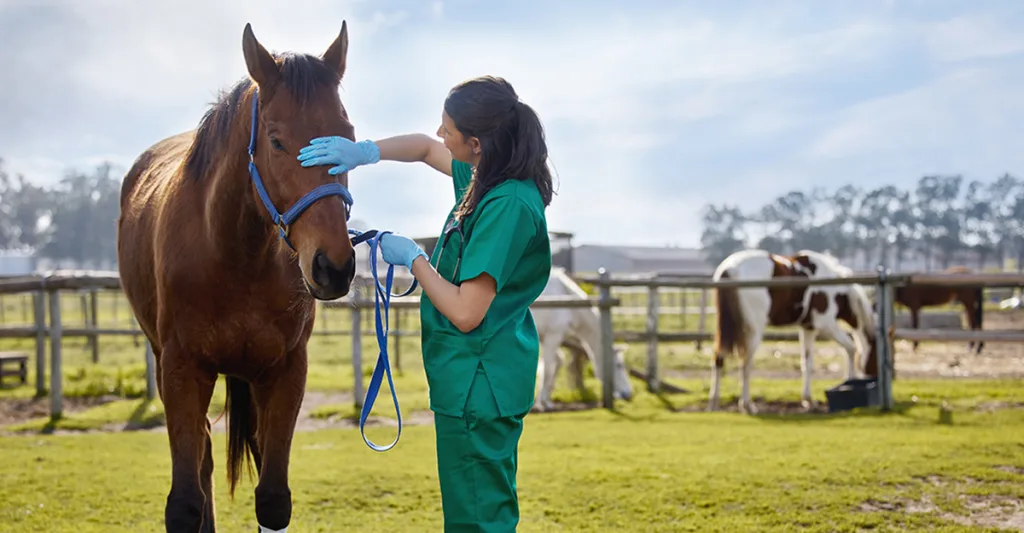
top-left (124, 397), bottom-right (164, 430)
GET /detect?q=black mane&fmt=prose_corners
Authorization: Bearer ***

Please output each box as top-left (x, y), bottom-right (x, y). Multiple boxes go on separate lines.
top-left (183, 52), bottom-right (340, 180)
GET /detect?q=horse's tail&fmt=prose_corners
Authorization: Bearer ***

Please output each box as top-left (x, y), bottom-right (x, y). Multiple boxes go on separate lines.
top-left (713, 271), bottom-right (744, 368)
top-left (225, 375), bottom-right (257, 498)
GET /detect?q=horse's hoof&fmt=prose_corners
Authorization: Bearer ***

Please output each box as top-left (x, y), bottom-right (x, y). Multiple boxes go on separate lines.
top-left (801, 399), bottom-right (817, 411)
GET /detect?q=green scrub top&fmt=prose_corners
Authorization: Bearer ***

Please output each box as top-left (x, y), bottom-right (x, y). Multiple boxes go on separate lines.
top-left (419, 158), bottom-right (552, 419)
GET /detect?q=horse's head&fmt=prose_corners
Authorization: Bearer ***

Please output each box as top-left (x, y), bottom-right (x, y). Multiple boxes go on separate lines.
top-left (848, 287), bottom-right (887, 379)
top-left (861, 325), bottom-right (881, 377)
top-left (242, 22), bottom-right (357, 300)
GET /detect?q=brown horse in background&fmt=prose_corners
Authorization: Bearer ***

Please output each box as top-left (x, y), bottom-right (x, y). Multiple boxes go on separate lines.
top-left (117, 22), bottom-right (358, 532)
top-left (894, 266), bottom-right (985, 354)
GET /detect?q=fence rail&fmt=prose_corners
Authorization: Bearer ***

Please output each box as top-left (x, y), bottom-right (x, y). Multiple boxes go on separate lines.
top-left (2, 267), bottom-right (1022, 419)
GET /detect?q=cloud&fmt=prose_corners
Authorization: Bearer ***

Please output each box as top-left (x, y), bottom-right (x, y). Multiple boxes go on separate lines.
top-left (923, 12), bottom-right (1024, 63)
top-left (1, 1), bottom-right (1023, 249)
top-left (806, 66), bottom-right (1024, 169)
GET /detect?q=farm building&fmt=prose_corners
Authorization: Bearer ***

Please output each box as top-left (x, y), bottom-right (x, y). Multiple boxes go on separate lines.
top-left (571, 243), bottom-right (711, 276)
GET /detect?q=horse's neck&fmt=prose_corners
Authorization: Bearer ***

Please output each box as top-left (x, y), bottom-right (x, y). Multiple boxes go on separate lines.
top-left (201, 124), bottom-right (277, 262)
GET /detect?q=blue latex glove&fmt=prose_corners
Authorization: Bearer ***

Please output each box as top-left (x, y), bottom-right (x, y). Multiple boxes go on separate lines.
top-left (297, 136), bottom-right (380, 175)
top-left (379, 233), bottom-right (428, 270)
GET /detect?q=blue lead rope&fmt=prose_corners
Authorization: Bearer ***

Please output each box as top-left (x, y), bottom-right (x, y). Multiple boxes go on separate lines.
top-left (348, 229), bottom-right (418, 452)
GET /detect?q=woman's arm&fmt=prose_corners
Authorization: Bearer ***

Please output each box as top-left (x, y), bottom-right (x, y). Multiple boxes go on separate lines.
top-left (374, 134), bottom-right (453, 177)
top-left (410, 256), bottom-right (496, 333)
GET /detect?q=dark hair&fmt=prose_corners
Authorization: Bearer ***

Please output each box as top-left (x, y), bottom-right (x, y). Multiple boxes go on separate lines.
top-left (445, 76), bottom-right (554, 220)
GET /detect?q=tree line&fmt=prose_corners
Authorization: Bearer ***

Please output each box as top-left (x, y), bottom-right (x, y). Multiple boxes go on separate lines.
top-left (0, 157), bottom-right (121, 266)
top-left (4, 156), bottom-right (1023, 274)
top-left (699, 174), bottom-right (1024, 271)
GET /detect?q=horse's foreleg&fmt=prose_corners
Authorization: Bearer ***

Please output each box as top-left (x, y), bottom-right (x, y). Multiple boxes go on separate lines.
top-left (798, 328), bottom-right (816, 410)
top-left (965, 296), bottom-right (984, 355)
top-left (161, 345), bottom-right (217, 533)
top-left (252, 348), bottom-right (307, 533)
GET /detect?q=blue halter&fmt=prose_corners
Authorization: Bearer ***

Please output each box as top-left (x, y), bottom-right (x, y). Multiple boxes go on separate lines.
top-left (247, 88), bottom-right (417, 452)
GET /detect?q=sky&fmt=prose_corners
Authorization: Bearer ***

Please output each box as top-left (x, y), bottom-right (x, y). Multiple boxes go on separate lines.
top-left (1, 0), bottom-right (1023, 248)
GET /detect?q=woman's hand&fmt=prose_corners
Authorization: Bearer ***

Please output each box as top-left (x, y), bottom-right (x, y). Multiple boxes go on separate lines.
top-left (379, 233), bottom-right (428, 270)
top-left (297, 136), bottom-right (381, 175)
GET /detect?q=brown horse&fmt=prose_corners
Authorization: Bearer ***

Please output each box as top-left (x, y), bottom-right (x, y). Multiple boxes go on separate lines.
top-left (894, 266), bottom-right (985, 355)
top-left (117, 22), bottom-right (359, 532)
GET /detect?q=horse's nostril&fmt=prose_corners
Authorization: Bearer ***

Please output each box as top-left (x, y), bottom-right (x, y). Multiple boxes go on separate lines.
top-left (312, 249), bottom-right (333, 287)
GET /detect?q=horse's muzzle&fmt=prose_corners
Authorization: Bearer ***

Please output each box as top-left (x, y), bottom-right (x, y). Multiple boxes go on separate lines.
top-left (308, 248), bottom-right (356, 300)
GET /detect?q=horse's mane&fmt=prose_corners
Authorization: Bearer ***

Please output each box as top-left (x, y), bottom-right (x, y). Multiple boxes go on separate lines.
top-left (184, 52), bottom-right (341, 181)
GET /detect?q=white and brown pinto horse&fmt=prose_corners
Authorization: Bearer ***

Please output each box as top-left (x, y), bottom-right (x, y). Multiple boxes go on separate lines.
top-left (710, 249), bottom-right (881, 413)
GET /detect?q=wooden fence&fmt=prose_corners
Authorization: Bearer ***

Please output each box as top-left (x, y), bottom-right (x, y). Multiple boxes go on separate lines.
top-left (3, 267), bottom-right (1023, 419)
top-left (576, 268), bottom-right (1024, 411)
top-left (0, 271), bottom-right (618, 420)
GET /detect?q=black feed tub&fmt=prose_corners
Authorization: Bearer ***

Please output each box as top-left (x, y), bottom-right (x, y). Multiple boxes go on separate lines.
top-left (825, 377), bottom-right (880, 413)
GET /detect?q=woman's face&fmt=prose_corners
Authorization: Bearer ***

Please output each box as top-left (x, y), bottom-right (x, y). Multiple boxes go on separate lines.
top-left (437, 110), bottom-right (480, 166)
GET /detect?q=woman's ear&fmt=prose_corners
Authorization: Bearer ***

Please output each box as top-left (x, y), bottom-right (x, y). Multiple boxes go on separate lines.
top-left (468, 136), bottom-right (481, 155)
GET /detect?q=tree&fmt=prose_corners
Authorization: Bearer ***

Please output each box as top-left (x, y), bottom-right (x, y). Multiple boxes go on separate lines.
top-left (41, 162), bottom-right (121, 266)
top-left (700, 204), bottom-right (748, 266)
top-left (698, 172), bottom-right (1015, 272)
top-left (0, 159), bottom-right (54, 251)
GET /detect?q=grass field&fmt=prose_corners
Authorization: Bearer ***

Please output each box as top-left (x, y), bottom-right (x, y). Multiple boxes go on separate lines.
top-left (1, 290), bottom-right (1023, 531)
top-left (1, 379), bottom-right (1023, 532)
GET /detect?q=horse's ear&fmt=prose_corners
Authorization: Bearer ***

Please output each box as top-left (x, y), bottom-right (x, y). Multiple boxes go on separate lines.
top-left (321, 20), bottom-right (349, 79)
top-left (242, 23), bottom-right (279, 87)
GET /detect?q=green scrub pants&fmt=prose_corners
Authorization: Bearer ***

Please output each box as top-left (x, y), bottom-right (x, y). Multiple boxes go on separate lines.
top-left (434, 365), bottom-right (527, 532)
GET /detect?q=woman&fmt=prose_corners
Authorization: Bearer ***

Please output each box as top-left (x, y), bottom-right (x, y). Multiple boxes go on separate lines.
top-left (298, 75), bottom-right (554, 531)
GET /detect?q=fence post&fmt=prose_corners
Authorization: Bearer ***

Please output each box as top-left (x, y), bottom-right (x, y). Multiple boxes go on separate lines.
top-left (598, 268), bottom-right (615, 410)
top-left (48, 289), bottom-right (63, 420)
top-left (645, 284), bottom-right (659, 393)
top-left (875, 266), bottom-right (894, 412)
top-left (351, 300), bottom-right (364, 409)
top-left (696, 289), bottom-right (708, 351)
top-left (89, 289), bottom-right (99, 363)
top-left (33, 290), bottom-right (46, 397)
top-left (394, 307), bottom-right (402, 373)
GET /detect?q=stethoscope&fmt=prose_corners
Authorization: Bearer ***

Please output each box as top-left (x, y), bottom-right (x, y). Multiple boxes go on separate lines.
top-left (434, 216), bottom-right (465, 281)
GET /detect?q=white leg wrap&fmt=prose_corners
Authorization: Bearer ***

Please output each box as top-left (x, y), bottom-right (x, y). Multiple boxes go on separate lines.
top-left (259, 526), bottom-right (287, 533)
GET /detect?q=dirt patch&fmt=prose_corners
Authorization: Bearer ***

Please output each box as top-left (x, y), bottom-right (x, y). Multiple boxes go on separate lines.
top-left (0, 394), bottom-right (120, 426)
top-left (996, 465), bottom-right (1024, 476)
top-left (675, 398), bottom-right (830, 415)
top-left (531, 401), bottom-right (601, 414)
top-left (0, 391), bottom-right (437, 435)
top-left (950, 495), bottom-right (1024, 531)
top-left (858, 477), bottom-right (1024, 531)
top-left (859, 497), bottom-right (937, 514)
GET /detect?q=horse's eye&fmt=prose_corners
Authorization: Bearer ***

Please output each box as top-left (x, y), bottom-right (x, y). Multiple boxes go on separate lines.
top-left (270, 137), bottom-right (285, 151)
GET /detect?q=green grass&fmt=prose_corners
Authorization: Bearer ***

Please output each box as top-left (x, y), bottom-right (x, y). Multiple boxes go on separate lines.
top-left (0, 381), bottom-right (1022, 532)
top-left (2, 289), bottom-right (1023, 530)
